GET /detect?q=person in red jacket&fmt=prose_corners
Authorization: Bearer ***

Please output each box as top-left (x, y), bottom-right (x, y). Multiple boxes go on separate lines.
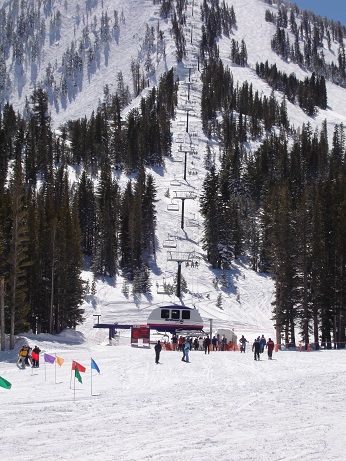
top-left (266, 338), bottom-right (275, 360)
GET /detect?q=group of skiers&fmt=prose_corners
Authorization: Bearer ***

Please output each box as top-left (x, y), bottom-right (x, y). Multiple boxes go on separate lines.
top-left (155, 333), bottom-right (275, 364)
top-left (239, 334), bottom-right (275, 360)
top-left (16, 345), bottom-right (41, 369)
top-left (155, 335), bottom-right (212, 363)
top-left (172, 335), bottom-right (212, 355)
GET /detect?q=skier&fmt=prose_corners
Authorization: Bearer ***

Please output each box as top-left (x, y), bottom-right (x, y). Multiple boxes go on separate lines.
top-left (31, 345), bottom-right (41, 368)
top-left (266, 338), bottom-right (275, 360)
top-left (183, 338), bottom-right (191, 363)
top-left (17, 346), bottom-right (28, 369)
top-left (252, 337), bottom-right (261, 361)
top-left (25, 346), bottom-right (32, 366)
top-left (221, 335), bottom-right (227, 351)
top-left (181, 338), bottom-right (186, 361)
top-left (212, 335), bottom-right (218, 351)
top-left (178, 336), bottom-right (184, 351)
top-left (239, 335), bottom-right (248, 353)
top-left (172, 334), bottom-right (178, 351)
top-left (204, 335), bottom-right (211, 354)
top-left (154, 340), bottom-right (162, 364)
top-left (260, 335), bottom-right (266, 353)
top-left (193, 337), bottom-right (199, 350)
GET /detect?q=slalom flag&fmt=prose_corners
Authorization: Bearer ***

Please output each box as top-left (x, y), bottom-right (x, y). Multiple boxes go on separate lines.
top-left (75, 368), bottom-right (83, 384)
top-left (73, 366), bottom-right (83, 401)
top-left (91, 358), bottom-right (100, 374)
top-left (56, 356), bottom-right (64, 367)
top-left (0, 376), bottom-right (12, 390)
top-left (72, 361), bottom-right (86, 373)
top-left (44, 353), bottom-right (56, 364)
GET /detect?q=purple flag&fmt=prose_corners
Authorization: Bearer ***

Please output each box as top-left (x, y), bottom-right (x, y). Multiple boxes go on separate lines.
top-left (44, 353), bottom-right (56, 364)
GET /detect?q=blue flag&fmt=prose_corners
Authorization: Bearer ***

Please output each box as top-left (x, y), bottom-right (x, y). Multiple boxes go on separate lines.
top-left (91, 358), bottom-right (100, 374)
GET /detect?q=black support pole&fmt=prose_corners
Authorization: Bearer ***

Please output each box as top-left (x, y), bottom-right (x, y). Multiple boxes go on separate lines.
top-left (186, 111), bottom-right (189, 133)
top-left (184, 151), bottom-right (187, 180)
top-left (176, 261), bottom-right (182, 298)
top-left (181, 199), bottom-right (185, 229)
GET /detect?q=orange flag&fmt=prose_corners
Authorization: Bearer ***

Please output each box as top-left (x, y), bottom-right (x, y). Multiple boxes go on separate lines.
top-left (56, 356), bottom-right (64, 367)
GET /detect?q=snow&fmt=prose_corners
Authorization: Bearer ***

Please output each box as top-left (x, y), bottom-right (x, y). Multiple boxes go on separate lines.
top-left (1, 338), bottom-right (346, 460)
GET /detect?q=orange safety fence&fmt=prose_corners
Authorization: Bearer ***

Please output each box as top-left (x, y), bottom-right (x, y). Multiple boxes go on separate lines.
top-left (160, 341), bottom-right (346, 352)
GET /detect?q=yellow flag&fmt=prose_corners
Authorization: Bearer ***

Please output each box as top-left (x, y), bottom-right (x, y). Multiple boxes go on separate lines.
top-left (56, 356), bottom-right (64, 367)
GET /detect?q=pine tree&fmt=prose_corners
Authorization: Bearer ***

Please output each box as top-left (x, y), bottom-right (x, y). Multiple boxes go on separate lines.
top-left (141, 173), bottom-right (157, 260)
top-left (7, 154), bottom-right (30, 348)
top-left (77, 171), bottom-right (96, 257)
top-left (200, 167), bottom-right (221, 268)
top-left (93, 157), bottom-right (119, 277)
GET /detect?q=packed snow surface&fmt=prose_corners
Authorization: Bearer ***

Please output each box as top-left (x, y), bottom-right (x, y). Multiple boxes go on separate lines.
top-left (1, 340), bottom-right (346, 461)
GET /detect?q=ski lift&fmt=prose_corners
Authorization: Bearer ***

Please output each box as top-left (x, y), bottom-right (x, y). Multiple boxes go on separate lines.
top-left (147, 305), bottom-right (204, 332)
top-left (163, 237), bottom-right (177, 248)
top-left (170, 175), bottom-right (181, 186)
top-left (167, 202), bottom-right (179, 211)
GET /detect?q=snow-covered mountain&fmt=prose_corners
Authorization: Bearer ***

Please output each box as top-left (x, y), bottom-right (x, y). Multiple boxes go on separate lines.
top-left (1, 0), bottom-right (346, 340)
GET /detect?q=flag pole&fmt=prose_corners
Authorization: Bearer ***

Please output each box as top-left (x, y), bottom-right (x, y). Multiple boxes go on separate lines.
top-left (54, 354), bottom-right (57, 384)
top-left (73, 370), bottom-right (76, 401)
top-left (70, 362), bottom-right (73, 389)
top-left (91, 358), bottom-right (93, 396)
top-left (44, 359), bottom-right (47, 381)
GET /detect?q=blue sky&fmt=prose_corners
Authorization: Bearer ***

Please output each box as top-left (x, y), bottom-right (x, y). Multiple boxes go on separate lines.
top-left (293, 1), bottom-right (346, 26)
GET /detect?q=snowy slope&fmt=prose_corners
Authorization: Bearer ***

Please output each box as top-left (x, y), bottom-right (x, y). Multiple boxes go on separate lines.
top-left (1, 343), bottom-right (346, 461)
top-left (71, 0), bottom-right (345, 339)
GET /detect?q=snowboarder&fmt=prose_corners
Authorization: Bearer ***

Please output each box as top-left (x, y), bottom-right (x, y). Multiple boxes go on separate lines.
top-left (239, 335), bottom-right (248, 353)
top-left (154, 340), bottom-right (162, 364)
top-left (31, 345), bottom-right (41, 368)
top-left (266, 338), bottom-right (275, 360)
top-left (212, 335), bottom-right (218, 351)
top-left (252, 337), bottom-right (261, 361)
top-left (260, 335), bottom-right (266, 353)
top-left (221, 335), bottom-right (227, 351)
top-left (183, 339), bottom-right (191, 363)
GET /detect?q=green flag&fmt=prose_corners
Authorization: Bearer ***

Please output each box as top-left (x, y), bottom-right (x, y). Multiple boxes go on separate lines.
top-left (0, 376), bottom-right (12, 390)
top-left (75, 368), bottom-right (82, 384)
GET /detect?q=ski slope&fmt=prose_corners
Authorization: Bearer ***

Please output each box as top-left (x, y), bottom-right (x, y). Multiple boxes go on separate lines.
top-left (1, 339), bottom-right (346, 461)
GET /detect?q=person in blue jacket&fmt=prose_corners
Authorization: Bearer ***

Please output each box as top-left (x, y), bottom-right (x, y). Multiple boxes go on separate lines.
top-left (183, 339), bottom-right (191, 363)
top-left (260, 335), bottom-right (266, 353)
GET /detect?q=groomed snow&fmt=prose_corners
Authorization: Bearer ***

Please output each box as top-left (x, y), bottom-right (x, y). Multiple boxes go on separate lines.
top-left (1, 341), bottom-right (346, 461)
